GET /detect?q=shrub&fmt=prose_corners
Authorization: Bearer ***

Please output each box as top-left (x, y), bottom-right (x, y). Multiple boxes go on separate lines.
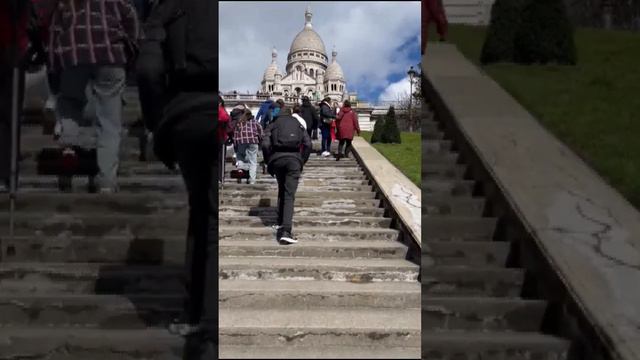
top-left (513, 0), bottom-right (577, 65)
top-left (371, 116), bottom-right (385, 143)
top-left (480, 0), bottom-right (525, 64)
top-left (381, 106), bottom-right (402, 144)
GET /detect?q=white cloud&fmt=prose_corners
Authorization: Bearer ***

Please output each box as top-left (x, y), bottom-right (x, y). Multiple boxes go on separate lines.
top-left (378, 76), bottom-right (411, 102)
top-left (219, 1), bottom-right (420, 101)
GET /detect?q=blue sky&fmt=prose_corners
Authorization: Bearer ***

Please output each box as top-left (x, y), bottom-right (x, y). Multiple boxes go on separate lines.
top-left (219, 1), bottom-right (421, 103)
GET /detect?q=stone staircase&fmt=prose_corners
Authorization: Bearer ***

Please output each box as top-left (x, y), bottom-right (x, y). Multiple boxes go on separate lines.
top-left (218, 145), bottom-right (420, 358)
top-left (422, 109), bottom-right (572, 359)
top-left (0, 88), bottom-right (187, 359)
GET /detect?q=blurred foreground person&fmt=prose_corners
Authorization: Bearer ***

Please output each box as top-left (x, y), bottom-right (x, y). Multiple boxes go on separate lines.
top-left (137, 0), bottom-right (217, 358)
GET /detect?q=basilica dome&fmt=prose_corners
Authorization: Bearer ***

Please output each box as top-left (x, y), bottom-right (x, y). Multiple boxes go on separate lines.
top-left (289, 7), bottom-right (327, 56)
top-left (263, 48), bottom-right (280, 81)
top-left (325, 49), bottom-right (344, 81)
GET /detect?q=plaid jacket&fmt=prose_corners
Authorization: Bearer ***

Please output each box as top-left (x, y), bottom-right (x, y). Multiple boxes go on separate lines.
top-left (48, 0), bottom-right (139, 71)
top-left (234, 119), bottom-right (263, 145)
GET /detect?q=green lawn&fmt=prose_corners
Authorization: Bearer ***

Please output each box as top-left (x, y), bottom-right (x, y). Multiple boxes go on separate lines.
top-left (360, 131), bottom-right (421, 186)
top-left (440, 25), bottom-right (640, 208)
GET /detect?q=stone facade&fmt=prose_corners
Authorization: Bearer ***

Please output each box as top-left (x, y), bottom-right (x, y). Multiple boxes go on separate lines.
top-left (261, 6), bottom-right (349, 103)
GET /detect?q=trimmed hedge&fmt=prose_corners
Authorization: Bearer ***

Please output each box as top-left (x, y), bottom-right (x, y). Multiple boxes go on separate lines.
top-left (480, 0), bottom-right (525, 64)
top-left (513, 0), bottom-right (577, 64)
top-left (381, 106), bottom-right (402, 144)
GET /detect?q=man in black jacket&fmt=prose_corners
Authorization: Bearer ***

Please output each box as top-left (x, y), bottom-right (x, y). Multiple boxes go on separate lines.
top-left (299, 95), bottom-right (319, 138)
top-left (262, 104), bottom-right (312, 244)
top-left (318, 96), bottom-right (335, 157)
top-left (136, 0), bottom-right (217, 357)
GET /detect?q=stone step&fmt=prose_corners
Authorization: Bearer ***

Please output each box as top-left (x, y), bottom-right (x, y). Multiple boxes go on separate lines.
top-left (422, 331), bottom-right (570, 360)
top-left (0, 192), bottom-right (188, 215)
top-left (219, 196), bottom-right (381, 208)
top-left (423, 139), bottom-right (452, 154)
top-left (423, 179), bottom-right (474, 197)
top-left (219, 215), bottom-right (391, 228)
top-left (219, 227), bottom-right (400, 242)
top-left (221, 189), bottom-right (376, 200)
top-left (220, 239), bottom-right (407, 259)
top-left (423, 153), bottom-right (459, 165)
top-left (20, 133), bottom-right (140, 154)
top-left (424, 121), bottom-right (440, 134)
top-left (219, 257), bottom-right (419, 282)
top-left (220, 344), bottom-right (419, 359)
top-left (219, 280), bottom-right (420, 309)
top-left (423, 241), bottom-right (510, 267)
top-left (0, 294), bottom-right (180, 328)
top-left (424, 131), bottom-right (444, 140)
top-left (219, 308), bottom-right (420, 347)
top-left (1, 235), bottom-right (186, 264)
top-left (18, 175), bottom-right (185, 193)
top-left (220, 182), bottom-right (373, 192)
top-left (422, 266), bottom-right (524, 297)
top-left (423, 195), bottom-right (485, 216)
top-left (423, 163), bottom-right (466, 179)
top-left (0, 328), bottom-right (183, 360)
top-left (220, 205), bottom-right (384, 217)
top-left (422, 297), bottom-right (547, 332)
top-left (424, 216), bottom-right (497, 242)
top-left (0, 263), bottom-right (184, 294)
top-left (0, 213), bottom-right (189, 237)
top-left (223, 177), bottom-right (370, 186)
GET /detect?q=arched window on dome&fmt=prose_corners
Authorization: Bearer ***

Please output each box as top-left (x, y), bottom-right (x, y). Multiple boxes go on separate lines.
top-left (309, 69), bottom-right (314, 77)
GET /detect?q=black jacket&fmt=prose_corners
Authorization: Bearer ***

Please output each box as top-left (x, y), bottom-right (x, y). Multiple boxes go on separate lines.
top-left (319, 101), bottom-right (335, 127)
top-left (261, 114), bottom-right (312, 174)
top-left (300, 101), bottom-right (319, 130)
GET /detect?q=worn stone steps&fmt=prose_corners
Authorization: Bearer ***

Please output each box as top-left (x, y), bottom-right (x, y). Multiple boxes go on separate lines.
top-left (422, 266), bottom-right (524, 297)
top-left (218, 308), bottom-right (420, 347)
top-left (0, 328), bottom-right (183, 360)
top-left (220, 205), bottom-right (385, 217)
top-left (220, 345), bottom-right (419, 359)
top-left (423, 241), bottom-right (510, 267)
top-left (424, 195), bottom-right (485, 216)
top-left (219, 257), bottom-right (419, 282)
top-left (221, 189), bottom-right (377, 199)
top-left (220, 182), bottom-right (373, 192)
top-left (422, 297), bottom-right (547, 332)
top-left (220, 240), bottom-right (408, 259)
top-left (422, 163), bottom-right (466, 179)
top-left (219, 215), bottom-right (391, 228)
top-left (219, 280), bottom-right (420, 309)
top-left (424, 139), bottom-right (452, 154)
top-left (0, 263), bottom-right (183, 294)
top-left (219, 196), bottom-right (381, 208)
top-left (423, 179), bottom-right (475, 196)
top-left (423, 108), bottom-right (569, 358)
top-left (0, 294), bottom-right (181, 328)
top-left (423, 216), bottom-right (497, 241)
top-left (422, 331), bottom-right (570, 360)
top-left (219, 226), bottom-right (400, 242)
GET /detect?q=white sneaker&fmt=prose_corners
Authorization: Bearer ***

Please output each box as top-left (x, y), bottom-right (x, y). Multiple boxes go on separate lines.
top-left (279, 235), bottom-right (298, 245)
top-left (321, 151), bottom-right (331, 157)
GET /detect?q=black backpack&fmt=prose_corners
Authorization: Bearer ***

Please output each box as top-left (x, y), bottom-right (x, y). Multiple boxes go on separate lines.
top-left (272, 116), bottom-right (305, 151)
top-left (166, 0), bottom-right (216, 92)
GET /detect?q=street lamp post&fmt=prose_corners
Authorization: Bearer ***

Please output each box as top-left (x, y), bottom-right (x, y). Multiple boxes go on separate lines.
top-left (407, 66), bottom-right (417, 132)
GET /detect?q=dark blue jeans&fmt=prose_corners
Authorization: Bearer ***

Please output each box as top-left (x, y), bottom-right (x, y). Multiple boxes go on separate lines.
top-left (320, 124), bottom-right (331, 153)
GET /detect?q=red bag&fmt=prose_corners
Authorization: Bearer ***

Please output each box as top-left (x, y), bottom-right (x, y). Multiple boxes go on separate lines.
top-left (218, 104), bottom-right (230, 143)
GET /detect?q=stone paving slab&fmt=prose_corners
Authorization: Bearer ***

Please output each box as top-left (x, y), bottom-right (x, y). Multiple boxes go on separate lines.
top-left (424, 43), bottom-right (640, 359)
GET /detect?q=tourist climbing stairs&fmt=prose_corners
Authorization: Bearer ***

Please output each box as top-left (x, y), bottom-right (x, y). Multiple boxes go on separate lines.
top-left (218, 144), bottom-right (421, 358)
top-left (423, 107), bottom-right (571, 359)
top-left (0, 88), bottom-right (187, 359)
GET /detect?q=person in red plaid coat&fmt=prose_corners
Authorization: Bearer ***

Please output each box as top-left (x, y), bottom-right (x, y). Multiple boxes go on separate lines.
top-left (234, 108), bottom-right (263, 184)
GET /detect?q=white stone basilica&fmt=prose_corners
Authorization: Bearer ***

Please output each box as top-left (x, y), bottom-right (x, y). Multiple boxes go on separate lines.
top-left (261, 7), bottom-right (349, 103)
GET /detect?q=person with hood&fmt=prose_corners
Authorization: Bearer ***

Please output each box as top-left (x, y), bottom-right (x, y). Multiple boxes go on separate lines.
top-left (335, 99), bottom-right (360, 161)
top-left (256, 98), bottom-right (274, 129)
top-left (299, 95), bottom-right (319, 137)
top-left (271, 98), bottom-right (285, 121)
top-left (318, 96), bottom-right (335, 157)
top-left (292, 104), bottom-right (308, 130)
top-left (262, 103), bottom-right (312, 244)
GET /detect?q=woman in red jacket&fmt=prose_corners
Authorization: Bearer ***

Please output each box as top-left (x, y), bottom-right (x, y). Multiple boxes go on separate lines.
top-left (335, 99), bottom-right (360, 161)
